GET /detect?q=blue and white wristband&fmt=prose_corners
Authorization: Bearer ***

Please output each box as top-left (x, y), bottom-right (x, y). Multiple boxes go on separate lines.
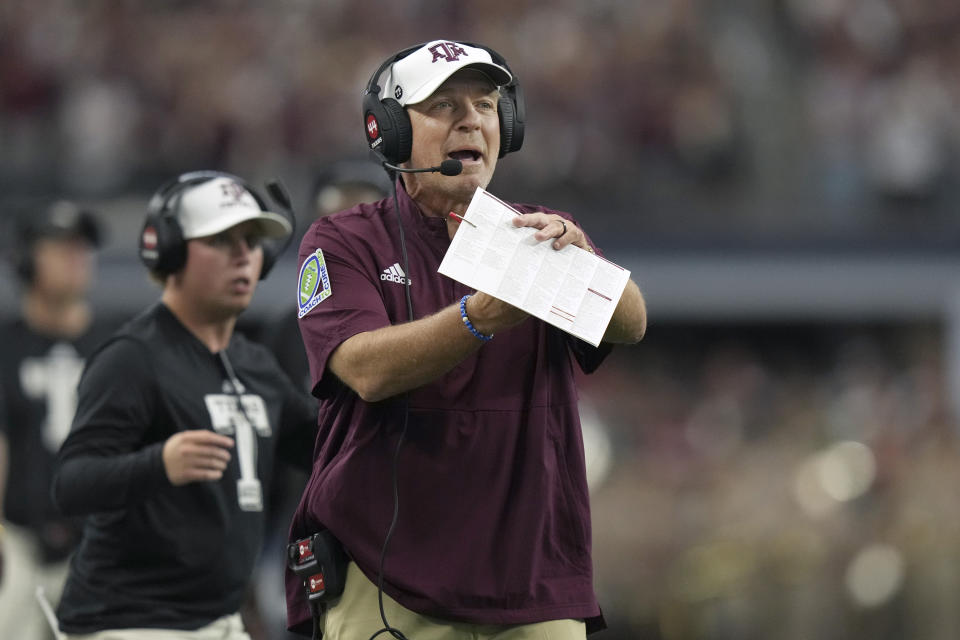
top-left (459, 294), bottom-right (494, 342)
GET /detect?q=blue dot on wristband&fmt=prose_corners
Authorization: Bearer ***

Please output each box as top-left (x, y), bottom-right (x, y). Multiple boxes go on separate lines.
top-left (459, 294), bottom-right (494, 342)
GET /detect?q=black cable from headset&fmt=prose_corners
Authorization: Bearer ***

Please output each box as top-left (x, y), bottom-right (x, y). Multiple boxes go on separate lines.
top-left (366, 174), bottom-right (412, 640)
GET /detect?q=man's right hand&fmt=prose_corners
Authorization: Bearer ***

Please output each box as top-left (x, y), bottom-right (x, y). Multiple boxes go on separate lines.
top-left (465, 291), bottom-right (528, 336)
top-left (162, 430), bottom-right (234, 486)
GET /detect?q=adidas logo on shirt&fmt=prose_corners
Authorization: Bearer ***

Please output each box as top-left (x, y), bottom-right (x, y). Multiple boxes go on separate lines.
top-left (380, 263), bottom-right (412, 285)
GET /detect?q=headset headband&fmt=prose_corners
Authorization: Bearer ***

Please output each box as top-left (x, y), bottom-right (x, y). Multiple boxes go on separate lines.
top-left (148, 171), bottom-right (270, 218)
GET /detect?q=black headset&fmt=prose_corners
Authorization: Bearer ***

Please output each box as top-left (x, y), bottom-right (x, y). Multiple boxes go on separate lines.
top-left (139, 170), bottom-right (294, 279)
top-left (362, 41), bottom-right (526, 166)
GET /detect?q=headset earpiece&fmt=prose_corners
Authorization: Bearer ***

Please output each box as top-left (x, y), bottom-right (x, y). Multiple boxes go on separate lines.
top-left (363, 89), bottom-right (413, 166)
top-left (139, 176), bottom-right (191, 277)
top-left (139, 206), bottom-right (187, 276)
top-left (498, 78), bottom-right (525, 157)
top-left (497, 95), bottom-right (515, 159)
top-left (476, 44), bottom-right (525, 158)
top-left (259, 232), bottom-right (284, 280)
top-left (237, 184), bottom-right (288, 280)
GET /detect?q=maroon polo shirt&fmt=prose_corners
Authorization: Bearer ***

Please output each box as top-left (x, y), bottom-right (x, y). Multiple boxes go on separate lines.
top-left (287, 181), bottom-right (611, 634)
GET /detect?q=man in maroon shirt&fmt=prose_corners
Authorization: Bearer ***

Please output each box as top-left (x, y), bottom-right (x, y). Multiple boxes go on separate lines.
top-left (287, 39), bottom-right (646, 640)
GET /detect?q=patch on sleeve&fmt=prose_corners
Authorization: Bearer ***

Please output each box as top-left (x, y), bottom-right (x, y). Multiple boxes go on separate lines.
top-left (297, 248), bottom-right (332, 318)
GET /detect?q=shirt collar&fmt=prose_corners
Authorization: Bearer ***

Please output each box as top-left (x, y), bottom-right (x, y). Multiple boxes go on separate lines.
top-left (394, 178), bottom-right (451, 243)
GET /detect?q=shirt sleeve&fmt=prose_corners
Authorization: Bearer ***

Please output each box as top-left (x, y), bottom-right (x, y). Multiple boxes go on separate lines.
top-left (296, 221), bottom-right (392, 398)
top-left (51, 336), bottom-right (170, 516)
top-left (567, 336), bottom-right (614, 374)
top-left (567, 221), bottom-right (616, 374)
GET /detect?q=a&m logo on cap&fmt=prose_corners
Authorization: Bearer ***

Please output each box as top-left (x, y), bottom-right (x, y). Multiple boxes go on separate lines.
top-left (298, 248), bottom-right (332, 318)
top-left (218, 180), bottom-right (252, 209)
top-left (429, 41), bottom-right (468, 63)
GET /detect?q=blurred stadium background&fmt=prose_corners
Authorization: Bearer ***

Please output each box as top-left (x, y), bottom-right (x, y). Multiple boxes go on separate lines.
top-left (2, 1), bottom-right (960, 638)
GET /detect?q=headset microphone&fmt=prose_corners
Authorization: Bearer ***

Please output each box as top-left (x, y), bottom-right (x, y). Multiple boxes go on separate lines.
top-left (381, 158), bottom-right (463, 176)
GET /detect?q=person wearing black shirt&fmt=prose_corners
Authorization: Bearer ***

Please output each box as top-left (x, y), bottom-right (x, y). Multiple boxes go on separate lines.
top-left (0, 201), bottom-right (109, 640)
top-left (51, 172), bottom-right (317, 640)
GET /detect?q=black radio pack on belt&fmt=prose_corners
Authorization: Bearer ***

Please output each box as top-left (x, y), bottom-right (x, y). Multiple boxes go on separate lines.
top-left (288, 530), bottom-right (349, 638)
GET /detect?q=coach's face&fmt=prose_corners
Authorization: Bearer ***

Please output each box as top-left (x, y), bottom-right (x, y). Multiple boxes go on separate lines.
top-left (403, 69), bottom-right (501, 213)
top-left (181, 221), bottom-right (264, 318)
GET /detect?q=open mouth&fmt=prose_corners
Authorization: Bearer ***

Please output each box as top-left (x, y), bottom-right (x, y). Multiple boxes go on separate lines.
top-left (448, 149), bottom-right (481, 162)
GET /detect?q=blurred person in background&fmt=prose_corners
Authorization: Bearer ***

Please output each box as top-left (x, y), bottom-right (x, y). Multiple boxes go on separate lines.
top-left (50, 172), bottom-right (318, 640)
top-left (0, 201), bottom-right (110, 640)
top-left (285, 39), bottom-right (646, 640)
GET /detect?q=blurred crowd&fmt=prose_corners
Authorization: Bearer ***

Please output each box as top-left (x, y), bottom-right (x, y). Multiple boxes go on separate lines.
top-left (2, 1), bottom-right (960, 639)
top-left (584, 323), bottom-right (959, 639)
top-left (2, 0), bottom-right (959, 239)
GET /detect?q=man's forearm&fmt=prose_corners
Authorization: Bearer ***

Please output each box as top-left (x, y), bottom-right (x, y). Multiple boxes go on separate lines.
top-left (328, 301), bottom-right (487, 402)
top-left (602, 279), bottom-right (646, 344)
top-left (52, 444), bottom-right (167, 516)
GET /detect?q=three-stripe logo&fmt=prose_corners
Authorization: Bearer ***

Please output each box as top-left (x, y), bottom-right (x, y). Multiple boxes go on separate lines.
top-left (380, 263), bottom-right (411, 285)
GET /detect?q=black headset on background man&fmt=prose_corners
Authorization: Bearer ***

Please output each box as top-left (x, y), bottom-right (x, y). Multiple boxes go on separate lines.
top-left (138, 170), bottom-right (295, 279)
top-left (362, 41), bottom-right (526, 166)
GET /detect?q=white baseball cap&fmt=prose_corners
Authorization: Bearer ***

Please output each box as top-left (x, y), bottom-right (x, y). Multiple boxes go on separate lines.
top-left (382, 40), bottom-right (512, 107)
top-left (176, 177), bottom-right (291, 240)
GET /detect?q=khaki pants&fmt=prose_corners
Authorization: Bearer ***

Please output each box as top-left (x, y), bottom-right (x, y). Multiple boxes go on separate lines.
top-left (64, 613), bottom-right (250, 640)
top-left (0, 522), bottom-right (70, 640)
top-left (322, 562), bottom-right (586, 640)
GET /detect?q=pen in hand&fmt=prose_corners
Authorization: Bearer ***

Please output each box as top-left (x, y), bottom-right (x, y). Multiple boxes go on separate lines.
top-left (448, 211), bottom-right (477, 228)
